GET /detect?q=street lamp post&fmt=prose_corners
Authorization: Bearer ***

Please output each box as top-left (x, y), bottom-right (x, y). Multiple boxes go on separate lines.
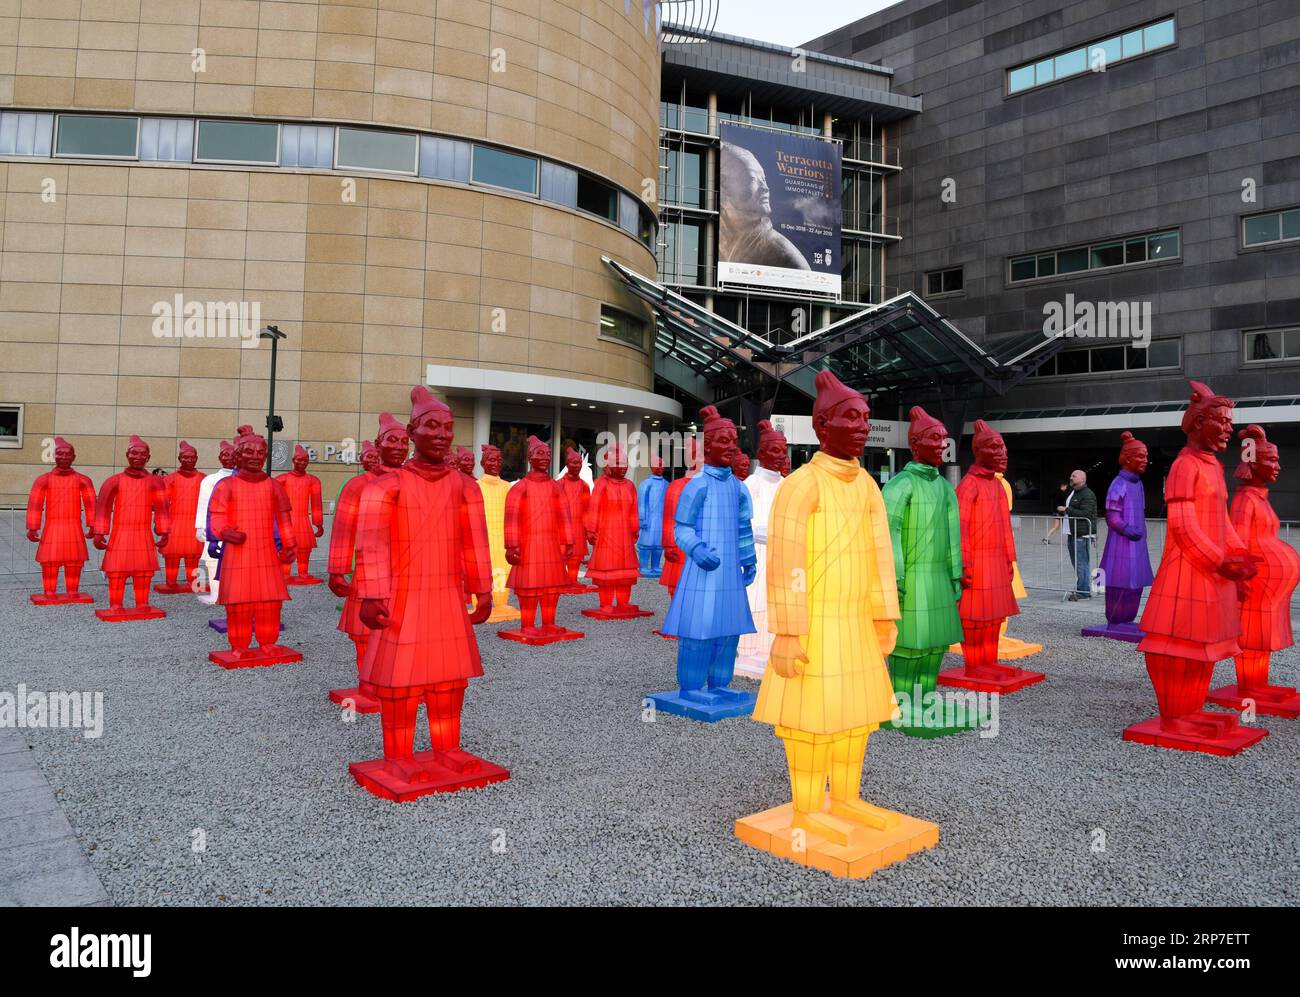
top-left (259, 325), bottom-right (287, 475)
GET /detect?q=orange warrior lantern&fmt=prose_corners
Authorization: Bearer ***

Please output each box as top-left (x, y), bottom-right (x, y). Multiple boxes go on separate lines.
top-left (1206, 425), bottom-right (1300, 719)
top-left (739, 370), bottom-right (938, 877)
top-left (26, 436), bottom-right (96, 605)
top-left (351, 386), bottom-right (508, 801)
top-left (1125, 381), bottom-right (1264, 754)
top-left (93, 435), bottom-right (170, 622)
top-left (274, 444), bottom-right (324, 584)
top-left (937, 421), bottom-right (1046, 694)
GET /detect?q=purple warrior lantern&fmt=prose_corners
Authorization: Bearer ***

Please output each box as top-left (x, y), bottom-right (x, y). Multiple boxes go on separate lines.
top-left (1082, 431), bottom-right (1154, 642)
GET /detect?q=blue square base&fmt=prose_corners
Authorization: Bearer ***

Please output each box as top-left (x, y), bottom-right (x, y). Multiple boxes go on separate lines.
top-left (645, 688), bottom-right (757, 723)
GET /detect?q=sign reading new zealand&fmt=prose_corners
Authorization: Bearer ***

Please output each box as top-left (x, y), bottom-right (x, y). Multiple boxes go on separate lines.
top-left (718, 123), bottom-right (842, 296)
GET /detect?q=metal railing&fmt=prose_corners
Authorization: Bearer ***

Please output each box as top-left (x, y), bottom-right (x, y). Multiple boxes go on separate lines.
top-left (1013, 514), bottom-right (1300, 596)
top-left (0, 505), bottom-right (337, 586)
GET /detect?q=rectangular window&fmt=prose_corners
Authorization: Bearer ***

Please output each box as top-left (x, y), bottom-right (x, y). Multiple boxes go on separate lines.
top-left (472, 145), bottom-right (537, 194)
top-left (1243, 208), bottom-right (1300, 248)
top-left (1010, 257), bottom-right (1037, 282)
top-left (1090, 345), bottom-right (1125, 372)
top-left (1010, 230), bottom-right (1179, 283)
top-left (0, 403), bottom-right (21, 448)
top-left (1057, 351), bottom-right (1088, 376)
top-left (1057, 247), bottom-right (1089, 273)
top-left (336, 127), bottom-right (417, 174)
top-left (280, 124), bottom-right (333, 168)
top-left (419, 135), bottom-right (471, 183)
top-left (195, 120), bottom-right (278, 164)
top-left (618, 192), bottom-right (639, 236)
top-left (139, 117), bottom-right (194, 162)
top-left (0, 111), bottom-right (54, 157)
top-left (1244, 328), bottom-right (1300, 363)
top-left (599, 305), bottom-right (646, 350)
top-left (1147, 339), bottom-right (1180, 368)
top-left (924, 266), bottom-right (963, 297)
top-left (576, 174), bottom-right (616, 220)
top-left (55, 115), bottom-right (138, 158)
top-left (1007, 17), bottom-right (1176, 95)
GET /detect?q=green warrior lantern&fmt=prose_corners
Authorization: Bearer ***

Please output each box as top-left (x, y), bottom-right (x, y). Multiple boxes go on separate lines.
top-left (882, 406), bottom-right (981, 737)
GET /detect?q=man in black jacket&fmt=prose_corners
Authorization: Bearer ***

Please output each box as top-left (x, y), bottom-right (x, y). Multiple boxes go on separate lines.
top-left (1058, 469), bottom-right (1098, 599)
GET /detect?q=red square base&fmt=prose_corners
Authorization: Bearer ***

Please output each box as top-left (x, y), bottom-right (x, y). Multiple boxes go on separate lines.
top-left (937, 665), bottom-right (1045, 694)
top-left (581, 605), bottom-right (654, 621)
top-left (328, 686), bottom-right (381, 713)
top-left (208, 644), bottom-right (303, 669)
top-left (285, 574), bottom-right (323, 586)
top-left (349, 749), bottom-right (510, 802)
top-left (152, 582), bottom-right (193, 595)
top-left (497, 627), bottom-right (584, 646)
top-left (1206, 683), bottom-right (1300, 720)
top-left (30, 591), bottom-right (94, 606)
top-left (95, 605), bottom-right (166, 622)
top-left (1122, 712), bottom-right (1268, 756)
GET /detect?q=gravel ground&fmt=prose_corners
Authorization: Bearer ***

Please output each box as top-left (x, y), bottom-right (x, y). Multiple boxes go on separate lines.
top-left (1, 577), bottom-right (1297, 907)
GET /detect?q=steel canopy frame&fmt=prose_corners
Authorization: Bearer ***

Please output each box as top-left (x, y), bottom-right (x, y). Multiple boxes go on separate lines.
top-left (602, 257), bottom-right (1065, 408)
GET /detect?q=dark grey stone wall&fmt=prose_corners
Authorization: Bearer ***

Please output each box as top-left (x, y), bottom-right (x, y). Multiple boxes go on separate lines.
top-left (808, 0), bottom-right (1300, 513)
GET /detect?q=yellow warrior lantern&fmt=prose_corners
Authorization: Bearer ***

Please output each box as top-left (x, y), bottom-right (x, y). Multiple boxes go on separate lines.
top-left (737, 371), bottom-right (939, 878)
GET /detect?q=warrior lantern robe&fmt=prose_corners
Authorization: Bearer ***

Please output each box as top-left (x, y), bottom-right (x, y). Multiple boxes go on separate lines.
top-left (160, 469), bottom-right (203, 560)
top-left (95, 473), bottom-right (170, 575)
top-left (1099, 468), bottom-right (1154, 591)
top-left (478, 472), bottom-right (513, 598)
top-left (27, 470), bottom-right (95, 564)
top-left (753, 451), bottom-right (899, 733)
top-left (207, 473), bottom-right (294, 605)
top-left (637, 473), bottom-right (668, 549)
top-left (275, 470), bottom-right (323, 553)
top-left (736, 465), bottom-right (783, 663)
top-left (956, 465), bottom-right (1019, 625)
top-left (586, 474), bottom-right (639, 584)
top-left (1231, 484), bottom-right (1298, 654)
top-left (355, 462), bottom-right (492, 688)
top-left (504, 470), bottom-right (573, 593)
top-left (883, 461), bottom-right (963, 651)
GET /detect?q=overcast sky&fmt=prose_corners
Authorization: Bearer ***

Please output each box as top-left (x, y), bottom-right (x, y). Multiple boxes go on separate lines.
top-left (708, 1), bottom-right (901, 47)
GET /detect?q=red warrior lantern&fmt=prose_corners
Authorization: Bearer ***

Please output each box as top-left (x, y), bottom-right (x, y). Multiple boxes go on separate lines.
top-left (93, 435), bottom-right (170, 621)
top-left (26, 436), bottom-right (96, 605)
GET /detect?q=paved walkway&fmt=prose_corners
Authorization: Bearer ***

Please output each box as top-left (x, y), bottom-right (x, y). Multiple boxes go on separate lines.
top-left (0, 727), bottom-right (109, 906)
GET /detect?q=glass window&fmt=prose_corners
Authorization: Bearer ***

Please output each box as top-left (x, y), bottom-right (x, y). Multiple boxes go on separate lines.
top-left (576, 174), bottom-right (616, 220)
top-left (0, 403), bottom-right (20, 447)
top-left (1090, 36), bottom-right (1122, 69)
top-left (1008, 66), bottom-right (1035, 93)
top-left (926, 271), bottom-right (943, 296)
top-left (618, 192), bottom-right (639, 235)
top-left (280, 124), bottom-right (332, 168)
top-left (1091, 346), bottom-right (1125, 372)
top-left (599, 305), bottom-right (646, 350)
top-left (1037, 254), bottom-right (1056, 277)
top-left (1243, 214), bottom-right (1279, 246)
top-left (336, 127), bottom-right (416, 174)
top-left (1010, 257), bottom-right (1037, 282)
top-left (1058, 247), bottom-right (1089, 273)
top-left (1286, 329), bottom-right (1300, 359)
top-left (1125, 238), bottom-right (1147, 263)
top-left (659, 102), bottom-right (679, 130)
top-left (420, 136), bottom-right (471, 183)
top-left (943, 268), bottom-right (963, 293)
top-left (539, 160), bottom-right (577, 205)
top-left (0, 111), bottom-right (54, 157)
top-left (1034, 59), bottom-right (1055, 85)
top-left (196, 120), bottom-right (278, 163)
top-left (1034, 356), bottom-right (1056, 376)
top-left (1147, 231), bottom-right (1179, 258)
top-left (139, 117), bottom-right (194, 162)
top-left (1144, 19), bottom-right (1175, 51)
top-left (1148, 339), bottom-right (1179, 368)
top-left (1057, 351), bottom-right (1088, 375)
top-left (1125, 344), bottom-right (1149, 370)
top-left (56, 115), bottom-right (138, 158)
top-left (1091, 241), bottom-right (1124, 269)
top-left (1055, 49), bottom-right (1087, 79)
top-left (1121, 29), bottom-right (1145, 58)
top-left (472, 145), bottom-right (537, 194)
top-left (1283, 209), bottom-right (1300, 240)
top-left (1246, 330), bottom-right (1281, 361)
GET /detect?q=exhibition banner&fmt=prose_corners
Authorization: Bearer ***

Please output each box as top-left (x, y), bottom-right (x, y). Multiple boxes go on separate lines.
top-left (718, 122), bottom-right (842, 295)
